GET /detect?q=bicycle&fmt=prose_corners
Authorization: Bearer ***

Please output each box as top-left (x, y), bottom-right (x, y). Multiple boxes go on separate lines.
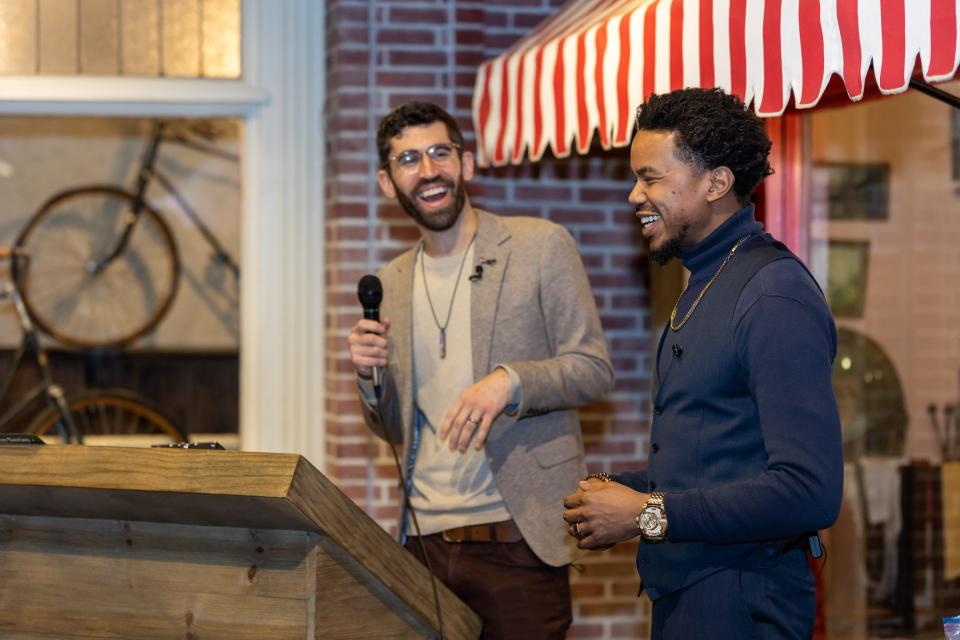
top-left (0, 247), bottom-right (186, 444)
top-left (11, 120), bottom-right (240, 350)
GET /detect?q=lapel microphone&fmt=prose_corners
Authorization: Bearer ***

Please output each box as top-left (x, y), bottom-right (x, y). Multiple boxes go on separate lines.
top-left (469, 257), bottom-right (496, 282)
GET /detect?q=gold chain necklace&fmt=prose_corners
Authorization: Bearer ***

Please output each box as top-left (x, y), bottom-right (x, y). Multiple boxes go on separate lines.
top-left (670, 234), bottom-right (750, 332)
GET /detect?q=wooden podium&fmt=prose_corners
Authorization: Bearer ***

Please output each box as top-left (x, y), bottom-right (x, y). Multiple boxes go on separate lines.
top-left (0, 445), bottom-right (481, 639)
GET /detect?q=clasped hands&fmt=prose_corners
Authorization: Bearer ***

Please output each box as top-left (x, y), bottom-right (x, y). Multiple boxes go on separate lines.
top-left (562, 478), bottom-right (650, 550)
top-left (348, 317), bottom-right (510, 451)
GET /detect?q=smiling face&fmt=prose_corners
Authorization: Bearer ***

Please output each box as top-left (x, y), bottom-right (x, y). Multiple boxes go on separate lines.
top-left (377, 121), bottom-right (474, 232)
top-left (629, 130), bottom-right (718, 265)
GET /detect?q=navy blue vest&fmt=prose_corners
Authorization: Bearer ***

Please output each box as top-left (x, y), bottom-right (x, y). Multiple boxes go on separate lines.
top-left (637, 234), bottom-right (812, 600)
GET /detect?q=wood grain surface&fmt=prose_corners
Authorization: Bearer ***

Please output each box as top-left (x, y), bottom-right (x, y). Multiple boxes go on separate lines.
top-left (0, 445), bottom-right (481, 639)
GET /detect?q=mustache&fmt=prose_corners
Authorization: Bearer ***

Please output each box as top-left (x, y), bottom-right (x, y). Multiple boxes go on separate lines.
top-left (415, 177), bottom-right (455, 192)
top-left (635, 206), bottom-right (659, 215)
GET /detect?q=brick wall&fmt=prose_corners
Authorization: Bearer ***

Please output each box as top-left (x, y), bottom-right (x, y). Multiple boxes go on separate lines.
top-left (324, 2), bottom-right (654, 637)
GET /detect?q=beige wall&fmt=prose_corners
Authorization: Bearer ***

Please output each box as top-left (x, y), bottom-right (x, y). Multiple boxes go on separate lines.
top-left (809, 81), bottom-right (960, 462)
top-left (0, 117), bottom-right (241, 350)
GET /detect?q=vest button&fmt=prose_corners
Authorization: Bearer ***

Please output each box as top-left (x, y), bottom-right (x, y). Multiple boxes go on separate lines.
top-left (654, 405), bottom-right (664, 415)
top-left (649, 481), bottom-right (657, 491)
top-left (651, 443), bottom-right (660, 453)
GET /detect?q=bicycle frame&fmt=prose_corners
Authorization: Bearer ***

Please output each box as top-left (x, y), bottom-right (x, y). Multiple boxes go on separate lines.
top-left (90, 120), bottom-right (241, 280)
top-left (0, 268), bottom-right (82, 444)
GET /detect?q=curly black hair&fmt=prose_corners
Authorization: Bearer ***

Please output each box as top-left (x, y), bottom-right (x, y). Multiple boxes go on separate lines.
top-left (635, 88), bottom-right (773, 203)
top-left (376, 101), bottom-right (465, 169)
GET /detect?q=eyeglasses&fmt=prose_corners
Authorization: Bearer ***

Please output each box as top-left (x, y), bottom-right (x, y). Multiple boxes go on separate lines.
top-left (387, 143), bottom-right (460, 173)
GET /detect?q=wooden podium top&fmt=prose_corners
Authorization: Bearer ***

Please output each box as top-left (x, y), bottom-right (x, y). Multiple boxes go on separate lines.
top-left (0, 444), bottom-right (481, 639)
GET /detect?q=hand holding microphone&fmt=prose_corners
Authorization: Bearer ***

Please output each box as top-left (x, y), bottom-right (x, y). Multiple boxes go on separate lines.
top-left (349, 275), bottom-right (389, 392)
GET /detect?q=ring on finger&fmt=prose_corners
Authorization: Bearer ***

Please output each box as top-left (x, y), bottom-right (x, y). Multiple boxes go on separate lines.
top-left (467, 416), bottom-right (481, 425)
top-left (573, 522), bottom-right (583, 539)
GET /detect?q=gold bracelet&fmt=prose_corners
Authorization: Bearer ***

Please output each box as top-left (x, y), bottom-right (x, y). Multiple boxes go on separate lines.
top-left (584, 472), bottom-right (612, 482)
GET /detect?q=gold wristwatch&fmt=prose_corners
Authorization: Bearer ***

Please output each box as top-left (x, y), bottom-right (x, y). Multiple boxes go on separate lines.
top-left (636, 491), bottom-right (668, 542)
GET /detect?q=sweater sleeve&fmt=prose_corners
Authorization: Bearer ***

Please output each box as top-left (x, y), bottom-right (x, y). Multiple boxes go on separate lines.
top-left (504, 223), bottom-right (615, 415)
top-left (666, 261), bottom-right (844, 543)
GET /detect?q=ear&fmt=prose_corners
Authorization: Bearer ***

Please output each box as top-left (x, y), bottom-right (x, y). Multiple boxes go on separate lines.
top-left (461, 149), bottom-right (475, 181)
top-left (377, 168), bottom-right (397, 199)
top-left (705, 166), bottom-right (735, 202)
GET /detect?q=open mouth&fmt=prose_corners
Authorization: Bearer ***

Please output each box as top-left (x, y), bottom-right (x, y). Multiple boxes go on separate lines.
top-left (417, 184), bottom-right (451, 204)
top-left (638, 212), bottom-right (661, 228)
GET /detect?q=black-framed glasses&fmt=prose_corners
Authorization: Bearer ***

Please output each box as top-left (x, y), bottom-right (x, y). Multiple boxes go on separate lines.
top-left (387, 143), bottom-right (460, 173)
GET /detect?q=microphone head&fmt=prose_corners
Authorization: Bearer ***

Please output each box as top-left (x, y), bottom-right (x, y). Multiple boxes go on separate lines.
top-left (357, 274), bottom-right (383, 310)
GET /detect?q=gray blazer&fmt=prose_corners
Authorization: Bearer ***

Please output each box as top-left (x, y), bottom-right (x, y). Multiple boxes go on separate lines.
top-left (361, 209), bottom-right (614, 566)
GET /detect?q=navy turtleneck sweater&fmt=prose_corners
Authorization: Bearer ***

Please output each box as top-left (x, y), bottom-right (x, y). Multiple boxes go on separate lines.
top-left (619, 205), bottom-right (843, 593)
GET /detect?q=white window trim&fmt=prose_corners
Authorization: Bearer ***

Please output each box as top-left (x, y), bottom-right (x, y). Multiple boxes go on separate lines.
top-left (0, 76), bottom-right (267, 117)
top-left (0, 0), bottom-right (327, 472)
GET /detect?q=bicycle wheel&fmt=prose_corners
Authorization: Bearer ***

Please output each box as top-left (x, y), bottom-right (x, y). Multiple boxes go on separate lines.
top-left (13, 186), bottom-right (180, 349)
top-left (27, 388), bottom-right (186, 444)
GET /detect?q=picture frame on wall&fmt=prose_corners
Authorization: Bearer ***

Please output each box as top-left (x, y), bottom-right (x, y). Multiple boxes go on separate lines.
top-left (822, 162), bottom-right (890, 220)
top-left (827, 240), bottom-right (870, 318)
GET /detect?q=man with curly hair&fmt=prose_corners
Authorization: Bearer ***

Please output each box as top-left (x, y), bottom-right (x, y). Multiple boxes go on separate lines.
top-left (563, 88), bottom-right (843, 639)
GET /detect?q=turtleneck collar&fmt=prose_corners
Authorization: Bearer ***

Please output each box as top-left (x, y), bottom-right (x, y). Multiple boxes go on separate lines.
top-left (681, 204), bottom-right (763, 280)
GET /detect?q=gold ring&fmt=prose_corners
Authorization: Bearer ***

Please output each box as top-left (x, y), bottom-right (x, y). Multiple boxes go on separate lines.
top-left (467, 417), bottom-right (481, 425)
top-left (573, 522), bottom-right (582, 539)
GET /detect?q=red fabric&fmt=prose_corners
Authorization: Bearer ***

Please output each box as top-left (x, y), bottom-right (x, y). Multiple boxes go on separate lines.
top-left (798, 0), bottom-right (825, 105)
top-left (670, 0), bottom-right (685, 90)
top-left (699, 0), bottom-right (715, 89)
top-left (879, 0), bottom-right (907, 91)
top-left (615, 9), bottom-right (635, 145)
top-left (643, 3), bottom-right (658, 102)
top-left (760, 0), bottom-right (785, 113)
top-left (728, 0), bottom-right (748, 100)
top-left (930, 0), bottom-right (958, 77)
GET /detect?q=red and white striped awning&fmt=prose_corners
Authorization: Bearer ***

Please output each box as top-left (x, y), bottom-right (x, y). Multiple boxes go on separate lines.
top-left (472, 0), bottom-right (960, 167)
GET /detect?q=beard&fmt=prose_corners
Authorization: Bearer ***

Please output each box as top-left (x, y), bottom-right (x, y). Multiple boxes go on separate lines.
top-left (648, 221), bottom-right (689, 266)
top-left (393, 175), bottom-right (467, 232)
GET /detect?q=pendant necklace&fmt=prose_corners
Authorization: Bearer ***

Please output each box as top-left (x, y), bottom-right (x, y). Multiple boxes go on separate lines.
top-left (420, 234), bottom-right (476, 358)
top-left (670, 234), bottom-right (750, 332)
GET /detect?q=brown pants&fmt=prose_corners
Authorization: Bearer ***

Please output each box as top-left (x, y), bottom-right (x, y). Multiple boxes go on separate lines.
top-left (404, 534), bottom-right (572, 639)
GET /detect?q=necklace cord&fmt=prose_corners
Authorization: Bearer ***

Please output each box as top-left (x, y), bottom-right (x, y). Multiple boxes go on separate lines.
top-left (420, 234), bottom-right (476, 331)
top-left (420, 234), bottom-right (477, 358)
top-left (669, 234), bottom-right (750, 332)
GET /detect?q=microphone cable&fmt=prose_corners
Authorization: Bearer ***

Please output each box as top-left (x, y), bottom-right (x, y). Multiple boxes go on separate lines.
top-left (372, 380), bottom-right (446, 639)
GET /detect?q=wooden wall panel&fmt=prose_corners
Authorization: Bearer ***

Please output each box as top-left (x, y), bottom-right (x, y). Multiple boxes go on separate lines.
top-left (39, 0), bottom-right (79, 74)
top-left (80, 0), bottom-right (120, 74)
top-left (120, 0), bottom-right (161, 75)
top-left (0, 0), bottom-right (37, 73)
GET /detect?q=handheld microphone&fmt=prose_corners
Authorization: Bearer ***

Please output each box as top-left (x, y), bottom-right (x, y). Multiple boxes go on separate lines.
top-left (357, 274), bottom-right (384, 392)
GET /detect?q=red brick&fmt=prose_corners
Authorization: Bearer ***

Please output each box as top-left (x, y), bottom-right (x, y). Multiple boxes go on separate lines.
top-left (375, 71), bottom-right (440, 88)
top-left (579, 601), bottom-right (643, 617)
top-left (376, 29), bottom-right (437, 45)
top-left (389, 7), bottom-right (448, 24)
top-left (388, 50), bottom-right (449, 66)
top-left (567, 623), bottom-right (605, 638)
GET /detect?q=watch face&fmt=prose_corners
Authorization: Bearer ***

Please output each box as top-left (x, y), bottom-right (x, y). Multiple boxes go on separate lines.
top-left (640, 506), bottom-right (664, 538)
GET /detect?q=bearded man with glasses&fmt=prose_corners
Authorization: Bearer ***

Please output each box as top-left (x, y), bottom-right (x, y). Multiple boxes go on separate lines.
top-left (347, 101), bottom-right (614, 638)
